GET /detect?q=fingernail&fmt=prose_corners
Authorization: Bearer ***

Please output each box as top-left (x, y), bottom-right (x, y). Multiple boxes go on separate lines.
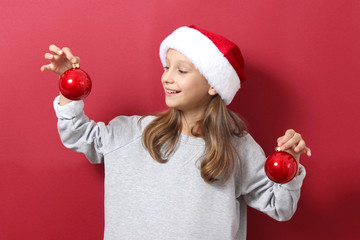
top-left (58, 50), bottom-right (62, 55)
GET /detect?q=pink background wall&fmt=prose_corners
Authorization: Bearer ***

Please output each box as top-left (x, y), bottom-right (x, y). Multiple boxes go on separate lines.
top-left (1, 0), bottom-right (359, 239)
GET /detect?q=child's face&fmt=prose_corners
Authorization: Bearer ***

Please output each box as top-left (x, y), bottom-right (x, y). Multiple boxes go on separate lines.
top-left (161, 49), bottom-right (216, 114)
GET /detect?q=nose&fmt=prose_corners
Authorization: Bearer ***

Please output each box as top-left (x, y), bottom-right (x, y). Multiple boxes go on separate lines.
top-left (161, 69), bottom-right (174, 84)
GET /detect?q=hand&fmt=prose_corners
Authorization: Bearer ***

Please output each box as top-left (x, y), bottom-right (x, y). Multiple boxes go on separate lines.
top-left (40, 45), bottom-right (80, 76)
top-left (277, 129), bottom-right (312, 162)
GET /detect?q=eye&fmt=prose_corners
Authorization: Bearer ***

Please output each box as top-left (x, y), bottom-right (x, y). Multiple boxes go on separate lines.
top-left (178, 69), bottom-right (187, 74)
top-left (163, 66), bottom-right (169, 71)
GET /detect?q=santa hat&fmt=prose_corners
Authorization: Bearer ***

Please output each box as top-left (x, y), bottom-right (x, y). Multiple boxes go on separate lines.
top-left (159, 25), bottom-right (246, 105)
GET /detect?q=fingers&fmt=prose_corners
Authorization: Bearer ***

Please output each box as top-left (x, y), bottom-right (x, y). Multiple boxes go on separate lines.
top-left (292, 138), bottom-right (305, 152)
top-left (48, 45), bottom-right (80, 63)
top-left (277, 129), bottom-right (296, 148)
top-left (277, 129), bottom-right (312, 158)
top-left (41, 45), bottom-right (81, 74)
top-left (277, 129), bottom-right (303, 150)
top-left (62, 47), bottom-right (80, 64)
top-left (281, 135), bottom-right (302, 151)
top-left (40, 64), bottom-right (52, 72)
top-left (304, 146), bottom-right (312, 157)
top-left (44, 52), bottom-right (55, 61)
top-left (49, 44), bottom-right (62, 55)
top-left (41, 51), bottom-right (56, 72)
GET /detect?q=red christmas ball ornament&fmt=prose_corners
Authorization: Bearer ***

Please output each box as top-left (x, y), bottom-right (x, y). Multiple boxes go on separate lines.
top-left (59, 63), bottom-right (92, 100)
top-left (265, 147), bottom-right (298, 184)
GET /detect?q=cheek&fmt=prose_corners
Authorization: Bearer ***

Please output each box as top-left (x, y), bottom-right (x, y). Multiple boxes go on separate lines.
top-left (182, 81), bottom-right (209, 99)
top-left (190, 77), bottom-right (210, 93)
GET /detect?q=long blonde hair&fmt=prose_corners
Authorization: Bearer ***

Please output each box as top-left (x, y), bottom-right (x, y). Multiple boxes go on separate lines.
top-left (140, 95), bottom-right (247, 184)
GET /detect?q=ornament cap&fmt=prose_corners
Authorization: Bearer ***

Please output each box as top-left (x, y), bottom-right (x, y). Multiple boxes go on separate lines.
top-left (275, 146), bottom-right (281, 151)
top-left (72, 63), bottom-right (80, 69)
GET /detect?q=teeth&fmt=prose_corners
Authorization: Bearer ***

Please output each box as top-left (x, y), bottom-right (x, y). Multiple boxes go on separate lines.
top-left (166, 89), bottom-right (178, 94)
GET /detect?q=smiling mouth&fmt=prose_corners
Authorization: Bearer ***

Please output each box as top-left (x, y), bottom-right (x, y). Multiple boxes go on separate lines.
top-left (165, 89), bottom-right (181, 94)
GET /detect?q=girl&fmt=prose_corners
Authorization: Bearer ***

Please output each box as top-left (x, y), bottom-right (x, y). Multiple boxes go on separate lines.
top-left (41, 25), bottom-right (311, 240)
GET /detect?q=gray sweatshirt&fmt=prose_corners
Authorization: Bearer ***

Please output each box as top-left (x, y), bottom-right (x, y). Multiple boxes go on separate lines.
top-left (53, 96), bottom-right (306, 240)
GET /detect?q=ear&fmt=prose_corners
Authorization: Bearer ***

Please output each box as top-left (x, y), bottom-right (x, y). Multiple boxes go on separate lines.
top-left (208, 86), bottom-right (217, 96)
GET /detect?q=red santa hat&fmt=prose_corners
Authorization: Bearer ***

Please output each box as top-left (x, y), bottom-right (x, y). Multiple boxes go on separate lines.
top-left (159, 25), bottom-right (246, 105)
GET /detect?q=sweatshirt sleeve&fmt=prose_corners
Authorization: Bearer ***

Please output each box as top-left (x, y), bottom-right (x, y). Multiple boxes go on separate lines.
top-left (237, 133), bottom-right (306, 221)
top-left (53, 96), bottom-right (105, 164)
top-left (53, 96), bottom-right (147, 164)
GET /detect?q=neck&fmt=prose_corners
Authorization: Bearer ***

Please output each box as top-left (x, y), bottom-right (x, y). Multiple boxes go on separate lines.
top-left (180, 109), bottom-right (205, 136)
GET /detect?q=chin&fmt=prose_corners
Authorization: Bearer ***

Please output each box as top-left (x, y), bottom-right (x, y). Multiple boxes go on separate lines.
top-left (165, 102), bottom-right (182, 111)
top-left (165, 99), bottom-right (177, 108)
